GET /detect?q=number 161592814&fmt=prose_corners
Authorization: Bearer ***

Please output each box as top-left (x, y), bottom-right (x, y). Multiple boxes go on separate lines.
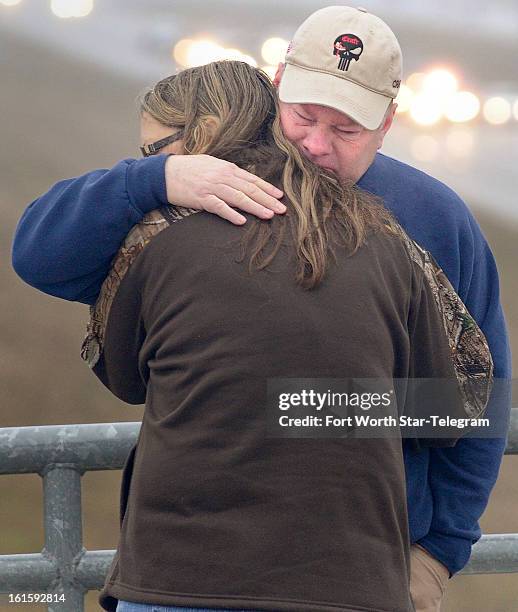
top-left (8, 593), bottom-right (66, 603)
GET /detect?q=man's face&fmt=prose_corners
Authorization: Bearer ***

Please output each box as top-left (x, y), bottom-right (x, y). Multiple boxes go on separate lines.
top-left (278, 102), bottom-right (393, 183)
top-left (274, 65), bottom-right (396, 183)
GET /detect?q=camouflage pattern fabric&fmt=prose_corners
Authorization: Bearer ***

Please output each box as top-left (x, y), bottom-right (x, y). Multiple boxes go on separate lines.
top-left (393, 221), bottom-right (494, 419)
top-left (80, 206), bottom-right (197, 368)
top-left (81, 208), bottom-right (493, 421)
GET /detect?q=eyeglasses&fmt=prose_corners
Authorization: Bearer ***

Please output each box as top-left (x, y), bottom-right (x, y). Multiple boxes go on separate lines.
top-left (140, 130), bottom-right (184, 157)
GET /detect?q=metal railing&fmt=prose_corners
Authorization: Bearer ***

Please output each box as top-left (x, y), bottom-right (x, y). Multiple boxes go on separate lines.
top-left (1, 411), bottom-right (518, 611)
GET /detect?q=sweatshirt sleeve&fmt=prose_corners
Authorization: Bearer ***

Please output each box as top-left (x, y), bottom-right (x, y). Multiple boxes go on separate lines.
top-left (416, 211), bottom-right (512, 576)
top-left (11, 155), bottom-right (169, 305)
top-left (358, 154), bottom-right (512, 576)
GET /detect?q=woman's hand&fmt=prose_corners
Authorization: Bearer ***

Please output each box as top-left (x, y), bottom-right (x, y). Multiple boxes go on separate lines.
top-left (165, 154), bottom-right (286, 225)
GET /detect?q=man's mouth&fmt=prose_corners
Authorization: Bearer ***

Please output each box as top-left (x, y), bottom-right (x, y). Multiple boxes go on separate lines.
top-left (317, 163), bottom-right (336, 173)
top-left (299, 148), bottom-right (335, 173)
top-left (312, 158), bottom-right (335, 172)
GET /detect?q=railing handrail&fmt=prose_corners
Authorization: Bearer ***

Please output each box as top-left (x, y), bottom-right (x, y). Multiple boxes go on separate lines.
top-left (0, 421), bottom-right (139, 475)
top-left (1, 411), bottom-right (518, 610)
top-left (2, 410), bottom-right (517, 474)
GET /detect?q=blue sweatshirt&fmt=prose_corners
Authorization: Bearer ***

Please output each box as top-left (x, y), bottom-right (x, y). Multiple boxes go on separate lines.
top-left (11, 152), bottom-right (512, 576)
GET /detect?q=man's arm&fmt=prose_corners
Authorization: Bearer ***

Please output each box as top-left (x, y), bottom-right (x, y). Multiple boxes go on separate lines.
top-left (12, 155), bottom-right (284, 305)
top-left (359, 154), bottom-right (512, 576)
top-left (12, 156), bottom-right (169, 305)
top-left (417, 213), bottom-right (512, 575)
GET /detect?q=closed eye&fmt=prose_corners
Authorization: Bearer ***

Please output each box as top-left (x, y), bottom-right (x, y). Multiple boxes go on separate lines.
top-left (335, 128), bottom-right (362, 138)
top-left (295, 111), bottom-right (314, 123)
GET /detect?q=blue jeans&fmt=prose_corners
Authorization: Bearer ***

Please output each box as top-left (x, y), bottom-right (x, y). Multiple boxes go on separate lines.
top-left (116, 600), bottom-right (257, 612)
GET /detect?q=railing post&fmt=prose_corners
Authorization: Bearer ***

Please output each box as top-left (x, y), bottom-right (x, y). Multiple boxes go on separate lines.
top-left (42, 463), bottom-right (86, 612)
top-left (1, 418), bottom-right (517, 607)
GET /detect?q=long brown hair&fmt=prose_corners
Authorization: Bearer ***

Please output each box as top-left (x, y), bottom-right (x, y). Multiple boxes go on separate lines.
top-left (140, 61), bottom-right (398, 289)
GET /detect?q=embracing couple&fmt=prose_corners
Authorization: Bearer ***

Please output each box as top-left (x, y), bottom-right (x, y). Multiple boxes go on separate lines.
top-left (12, 6), bottom-right (509, 612)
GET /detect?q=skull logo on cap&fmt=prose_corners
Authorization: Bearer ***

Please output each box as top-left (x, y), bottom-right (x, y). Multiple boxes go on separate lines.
top-left (333, 34), bottom-right (364, 71)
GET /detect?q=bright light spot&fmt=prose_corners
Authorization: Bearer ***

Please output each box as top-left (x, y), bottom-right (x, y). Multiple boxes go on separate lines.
top-left (261, 65), bottom-right (278, 81)
top-left (445, 128), bottom-right (475, 157)
top-left (0, 0), bottom-right (22, 6)
top-left (174, 40), bottom-right (257, 68)
top-left (185, 40), bottom-right (225, 67)
top-left (513, 99), bottom-right (518, 121)
top-left (219, 48), bottom-right (257, 66)
top-left (242, 54), bottom-right (257, 67)
top-left (409, 94), bottom-right (442, 126)
top-left (173, 38), bottom-right (195, 67)
top-left (444, 91), bottom-right (480, 122)
top-left (411, 135), bottom-right (439, 162)
top-left (422, 69), bottom-right (458, 97)
top-left (483, 97), bottom-right (511, 125)
top-left (51, 0), bottom-right (93, 18)
top-left (406, 72), bottom-right (426, 92)
top-left (261, 37), bottom-right (289, 65)
top-left (395, 84), bottom-right (414, 113)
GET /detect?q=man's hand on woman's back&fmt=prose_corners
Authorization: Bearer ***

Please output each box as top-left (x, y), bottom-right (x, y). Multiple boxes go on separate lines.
top-left (12, 154), bottom-right (287, 304)
top-left (165, 154), bottom-right (286, 225)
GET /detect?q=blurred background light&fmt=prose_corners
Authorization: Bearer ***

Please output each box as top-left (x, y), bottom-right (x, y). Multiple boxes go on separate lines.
top-left (173, 38), bottom-right (195, 67)
top-left (184, 40), bottom-right (224, 67)
top-left (444, 91), bottom-right (480, 122)
top-left (483, 96), bottom-right (512, 125)
top-left (261, 37), bottom-right (289, 65)
top-left (406, 72), bottom-right (426, 92)
top-left (0, 0), bottom-right (22, 6)
top-left (219, 48), bottom-right (257, 66)
top-left (261, 65), bottom-right (278, 81)
top-left (409, 93), bottom-right (442, 126)
top-left (410, 134), bottom-right (439, 162)
top-left (445, 128), bottom-right (475, 157)
top-left (513, 99), bottom-right (518, 121)
top-left (173, 38), bottom-right (256, 68)
top-left (395, 83), bottom-right (414, 113)
top-left (422, 68), bottom-right (458, 98)
top-left (51, 0), bottom-right (93, 18)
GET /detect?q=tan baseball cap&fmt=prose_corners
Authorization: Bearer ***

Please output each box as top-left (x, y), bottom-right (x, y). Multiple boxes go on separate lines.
top-left (278, 6), bottom-right (403, 130)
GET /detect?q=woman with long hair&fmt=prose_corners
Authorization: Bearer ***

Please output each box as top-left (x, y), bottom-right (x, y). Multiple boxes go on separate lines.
top-left (82, 61), bottom-right (491, 612)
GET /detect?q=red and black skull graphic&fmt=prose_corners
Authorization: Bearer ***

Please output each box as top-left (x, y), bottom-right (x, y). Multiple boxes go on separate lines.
top-left (333, 34), bottom-right (364, 71)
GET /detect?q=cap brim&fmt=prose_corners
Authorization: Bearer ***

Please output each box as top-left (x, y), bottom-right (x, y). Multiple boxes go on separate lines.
top-left (279, 62), bottom-right (392, 130)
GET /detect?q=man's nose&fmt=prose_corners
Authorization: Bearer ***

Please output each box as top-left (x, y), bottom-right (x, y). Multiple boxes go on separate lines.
top-left (301, 127), bottom-right (332, 157)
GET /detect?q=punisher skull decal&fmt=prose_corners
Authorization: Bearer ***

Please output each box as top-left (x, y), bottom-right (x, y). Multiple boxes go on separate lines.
top-left (333, 34), bottom-right (364, 71)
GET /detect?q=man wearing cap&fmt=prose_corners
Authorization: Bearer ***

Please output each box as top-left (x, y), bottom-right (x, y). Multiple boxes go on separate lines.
top-left (12, 5), bottom-right (511, 612)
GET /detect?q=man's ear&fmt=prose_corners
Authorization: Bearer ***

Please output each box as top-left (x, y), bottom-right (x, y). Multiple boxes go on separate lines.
top-left (376, 102), bottom-right (397, 149)
top-left (272, 63), bottom-right (285, 88)
top-left (381, 102), bottom-right (397, 135)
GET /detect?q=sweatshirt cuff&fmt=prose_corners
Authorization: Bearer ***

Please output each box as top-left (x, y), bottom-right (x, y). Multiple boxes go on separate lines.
top-left (126, 154), bottom-right (169, 214)
top-left (417, 531), bottom-right (476, 577)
